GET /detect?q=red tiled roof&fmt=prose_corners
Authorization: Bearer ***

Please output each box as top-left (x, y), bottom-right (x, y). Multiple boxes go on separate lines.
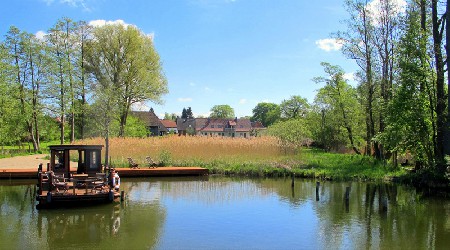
top-left (160, 119), bottom-right (177, 128)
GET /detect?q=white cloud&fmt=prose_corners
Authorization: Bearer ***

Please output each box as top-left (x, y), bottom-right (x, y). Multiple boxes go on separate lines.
top-left (343, 72), bottom-right (355, 82)
top-left (89, 19), bottom-right (154, 40)
top-left (239, 99), bottom-right (247, 104)
top-left (204, 87), bottom-right (213, 92)
top-left (131, 102), bottom-right (150, 111)
top-left (315, 38), bottom-right (343, 52)
top-left (35, 31), bottom-right (47, 40)
top-left (89, 19), bottom-right (129, 27)
top-left (366, 0), bottom-right (406, 25)
top-left (177, 97), bottom-right (193, 102)
top-left (189, 82), bottom-right (196, 87)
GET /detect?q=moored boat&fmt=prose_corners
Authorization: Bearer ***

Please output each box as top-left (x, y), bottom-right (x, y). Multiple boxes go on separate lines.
top-left (36, 145), bottom-right (121, 209)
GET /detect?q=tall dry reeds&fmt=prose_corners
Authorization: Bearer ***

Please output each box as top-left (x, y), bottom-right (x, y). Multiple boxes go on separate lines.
top-left (76, 136), bottom-right (286, 166)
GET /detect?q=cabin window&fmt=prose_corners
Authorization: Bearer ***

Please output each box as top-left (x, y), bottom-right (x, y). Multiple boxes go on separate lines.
top-left (88, 151), bottom-right (99, 170)
top-left (55, 150), bottom-right (65, 169)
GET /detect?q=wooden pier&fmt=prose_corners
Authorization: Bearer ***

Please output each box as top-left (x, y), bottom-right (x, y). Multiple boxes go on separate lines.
top-left (0, 167), bottom-right (209, 179)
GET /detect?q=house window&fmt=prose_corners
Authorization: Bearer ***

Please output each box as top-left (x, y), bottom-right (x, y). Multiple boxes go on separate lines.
top-left (211, 125), bottom-right (215, 128)
top-left (240, 125), bottom-right (244, 128)
top-left (218, 125), bottom-right (222, 128)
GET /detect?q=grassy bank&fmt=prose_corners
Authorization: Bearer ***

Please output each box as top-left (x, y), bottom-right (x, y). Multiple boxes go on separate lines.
top-left (75, 136), bottom-right (406, 181)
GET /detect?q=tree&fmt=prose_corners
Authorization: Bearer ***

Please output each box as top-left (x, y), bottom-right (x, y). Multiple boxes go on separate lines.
top-left (210, 105), bottom-right (235, 119)
top-left (85, 23), bottom-right (168, 138)
top-left (181, 107), bottom-right (193, 119)
top-left (279, 95), bottom-right (310, 120)
top-left (431, 0), bottom-right (446, 175)
top-left (336, 0), bottom-right (379, 158)
top-left (4, 27), bottom-right (47, 151)
top-left (251, 102), bottom-right (280, 127)
top-left (47, 18), bottom-right (80, 144)
top-left (164, 112), bottom-right (177, 121)
top-left (313, 62), bottom-right (362, 155)
top-left (376, 1), bottom-right (434, 168)
top-left (267, 119), bottom-right (311, 154)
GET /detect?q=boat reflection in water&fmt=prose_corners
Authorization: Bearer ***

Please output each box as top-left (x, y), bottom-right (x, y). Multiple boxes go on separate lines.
top-left (37, 205), bottom-right (122, 248)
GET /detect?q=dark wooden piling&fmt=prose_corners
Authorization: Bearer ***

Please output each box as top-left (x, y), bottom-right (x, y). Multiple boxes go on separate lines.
top-left (344, 186), bottom-right (351, 212)
top-left (291, 173), bottom-right (295, 187)
top-left (120, 191), bottom-right (125, 202)
top-left (316, 181), bottom-right (320, 201)
top-left (345, 186), bottom-right (350, 200)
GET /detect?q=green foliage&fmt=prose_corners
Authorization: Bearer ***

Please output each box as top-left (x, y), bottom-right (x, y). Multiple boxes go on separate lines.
top-left (85, 23), bottom-right (168, 137)
top-left (158, 149), bottom-right (172, 166)
top-left (251, 102), bottom-right (280, 127)
top-left (280, 95), bottom-right (310, 120)
top-left (376, 4), bottom-right (435, 168)
top-left (313, 62), bottom-right (364, 154)
top-left (267, 119), bottom-right (312, 153)
top-left (210, 104), bottom-right (235, 119)
top-left (124, 115), bottom-right (148, 137)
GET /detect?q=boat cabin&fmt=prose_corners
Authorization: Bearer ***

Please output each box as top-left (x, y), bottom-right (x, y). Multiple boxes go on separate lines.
top-left (36, 145), bottom-right (121, 208)
top-left (47, 145), bottom-right (103, 176)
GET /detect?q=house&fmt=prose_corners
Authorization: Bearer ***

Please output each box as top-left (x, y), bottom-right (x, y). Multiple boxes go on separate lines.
top-left (177, 117), bottom-right (265, 138)
top-left (160, 119), bottom-right (178, 134)
top-left (130, 109), bottom-right (168, 136)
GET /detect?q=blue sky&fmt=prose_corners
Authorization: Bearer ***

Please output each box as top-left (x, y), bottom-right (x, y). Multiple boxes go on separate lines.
top-left (1, 0), bottom-right (360, 118)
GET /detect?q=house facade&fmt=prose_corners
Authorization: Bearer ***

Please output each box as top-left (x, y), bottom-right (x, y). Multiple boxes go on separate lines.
top-left (130, 110), bottom-right (170, 136)
top-left (131, 109), bottom-right (266, 137)
top-left (177, 118), bottom-right (265, 138)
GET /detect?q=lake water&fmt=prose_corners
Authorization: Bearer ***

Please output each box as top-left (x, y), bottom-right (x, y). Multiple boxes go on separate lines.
top-left (0, 176), bottom-right (449, 249)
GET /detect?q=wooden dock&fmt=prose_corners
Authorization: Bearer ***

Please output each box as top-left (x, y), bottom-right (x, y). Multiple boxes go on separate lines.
top-left (0, 167), bottom-right (209, 179)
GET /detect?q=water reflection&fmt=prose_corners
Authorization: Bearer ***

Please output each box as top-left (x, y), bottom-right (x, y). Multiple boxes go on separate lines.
top-left (0, 177), bottom-right (449, 249)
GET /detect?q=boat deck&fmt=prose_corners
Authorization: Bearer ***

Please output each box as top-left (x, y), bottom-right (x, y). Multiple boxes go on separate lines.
top-left (0, 167), bottom-right (209, 179)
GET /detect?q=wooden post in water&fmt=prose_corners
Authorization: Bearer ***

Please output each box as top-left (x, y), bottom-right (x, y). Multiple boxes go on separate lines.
top-left (345, 186), bottom-right (350, 200)
top-left (344, 186), bottom-right (350, 212)
top-left (316, 181), bottom-right (320, 201)
top-left (121, 191), bottom-right (125, 202)
top-left (291, 173), bottom-right (295, 187)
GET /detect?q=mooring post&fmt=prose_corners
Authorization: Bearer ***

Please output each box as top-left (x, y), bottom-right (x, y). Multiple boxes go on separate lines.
top-left (345, 186), bottom-right (350, 213)
top-left (291, 173), bottom-right (295, 187)
top-left (345, 186), bottom-right (350, 200)
top-left (316, 181), bottom-right (320, 201)
top-left (120, 191), bottom-right (125, 202)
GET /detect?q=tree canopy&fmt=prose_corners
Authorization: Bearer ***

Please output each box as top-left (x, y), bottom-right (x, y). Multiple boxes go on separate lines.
top-left (210, 105), bottom-right (235, 119)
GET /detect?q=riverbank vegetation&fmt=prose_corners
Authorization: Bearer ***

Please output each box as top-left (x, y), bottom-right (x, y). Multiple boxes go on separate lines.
top-left (75, 136), bottom-right (407, 182)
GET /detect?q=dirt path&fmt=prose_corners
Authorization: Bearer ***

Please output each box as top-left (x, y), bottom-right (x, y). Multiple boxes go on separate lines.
top-left (0, 154), bottom-right (50, 170)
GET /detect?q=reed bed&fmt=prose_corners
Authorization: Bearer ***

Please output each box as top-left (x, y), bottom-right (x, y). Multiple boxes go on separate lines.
top-left (74, 137), bottom-right (405, 181)
top-left (76, 136), bottom-right (291, 168)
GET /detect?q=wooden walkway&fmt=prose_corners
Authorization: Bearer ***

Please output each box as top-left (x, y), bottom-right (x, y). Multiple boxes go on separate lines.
top-left (0, 167), bottom-right (208, 179)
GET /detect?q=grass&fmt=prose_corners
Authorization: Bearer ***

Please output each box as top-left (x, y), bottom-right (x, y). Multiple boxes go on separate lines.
top-left (73, 136), bottom-right (406, 181)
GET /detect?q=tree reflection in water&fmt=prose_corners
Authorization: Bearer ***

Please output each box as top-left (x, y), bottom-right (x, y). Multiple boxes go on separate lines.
top-left (0, 177), bottom-right (449, 249)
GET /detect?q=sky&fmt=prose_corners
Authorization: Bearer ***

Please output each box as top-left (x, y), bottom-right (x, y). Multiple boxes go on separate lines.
top-left (0, 0), bottom-right (361, 118)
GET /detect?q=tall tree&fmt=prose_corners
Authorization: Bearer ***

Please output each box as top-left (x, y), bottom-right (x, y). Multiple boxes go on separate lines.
top-left (251, 102), bottom-right (280, 127)
top-left (279, 95), bottom-right (310, 120)
top-left (314, 62), bottom-right (362, 155)
top-left (85, 23), bottom-right (168, 137)
top-left (4, 27), bottom-right (47, 151)
top-left (210, 105), bottom-right (235, 119)
top-left (47, 18), bottom-right (75, 144)
top-left (336, 0), bottom-right (379, 157)
top-left (377, 1), bottom-right (434, 168)
top-left (431, 0), bottom-right (446, 175)
top-left (73, 21), bottom-right (92, 140)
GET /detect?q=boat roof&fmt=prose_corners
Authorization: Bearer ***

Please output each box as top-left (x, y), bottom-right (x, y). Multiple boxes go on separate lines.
top-left (48, 145), bottom-right (103, 151)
